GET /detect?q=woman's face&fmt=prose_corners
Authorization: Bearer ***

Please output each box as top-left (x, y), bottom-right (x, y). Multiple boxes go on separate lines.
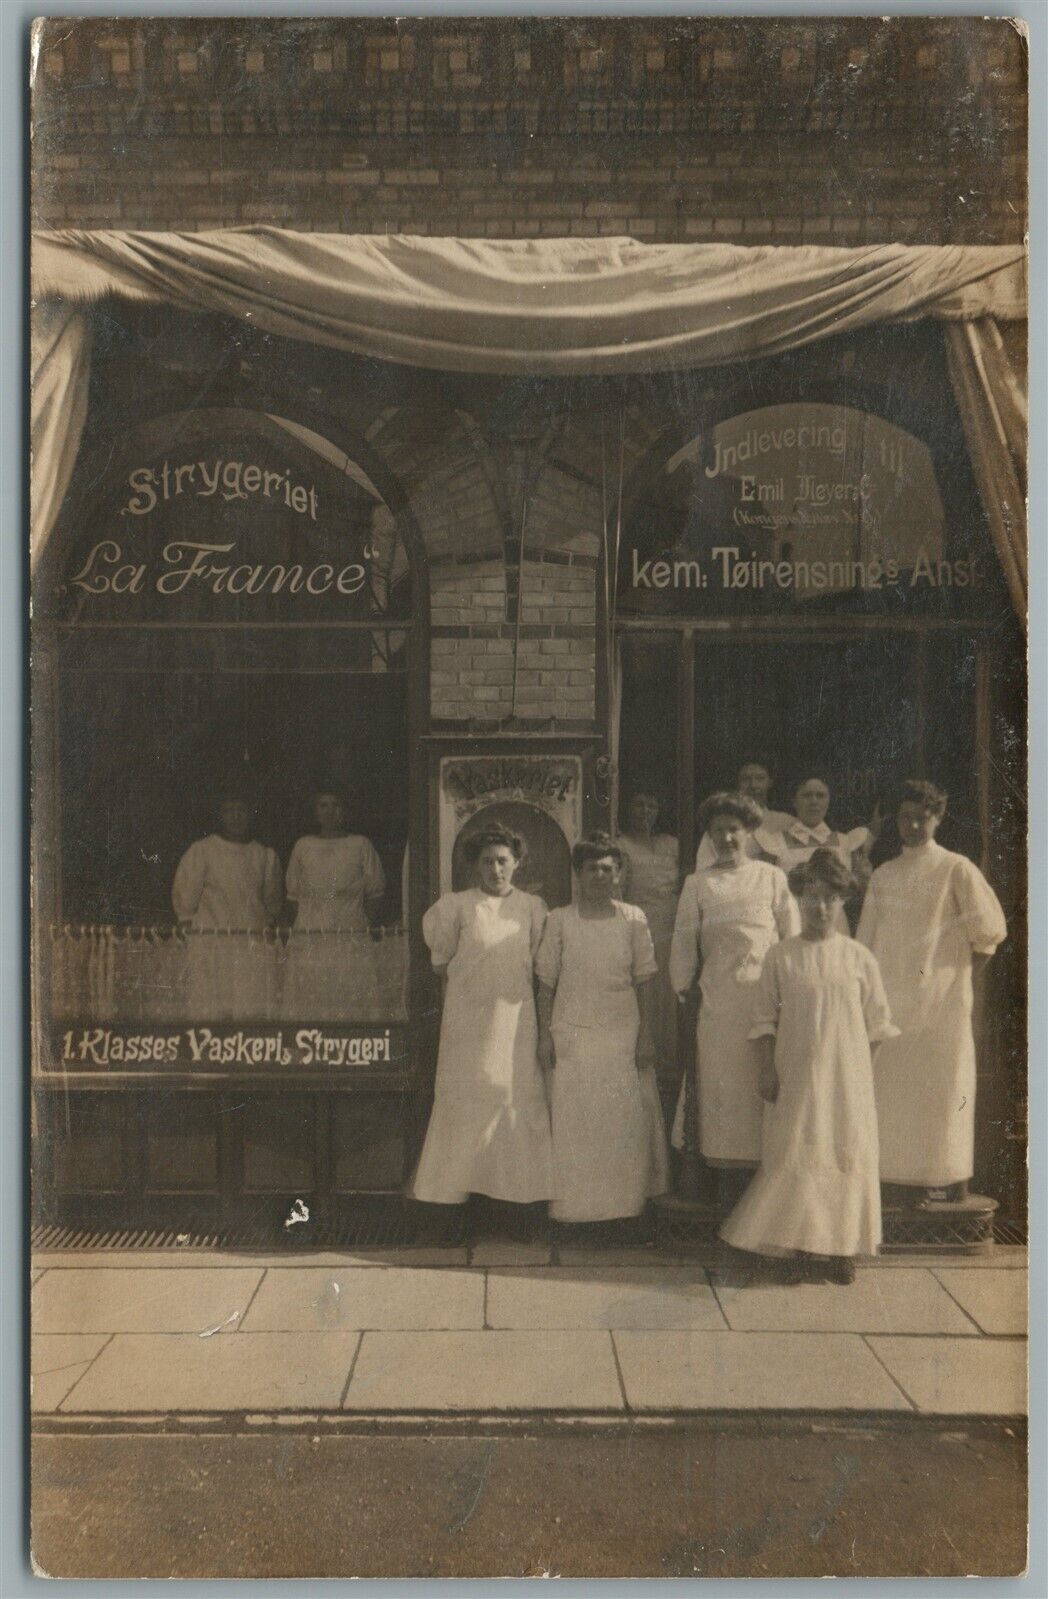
top-left (477, 844), bottom-right (518, 895)
top-left (799, 883), bottom-right (843, 940)
top-left (577, 855), bottom-right (618, 902)
top-left (708, 813), bottom-right (747, 866)
top-left (627, 794), bottom-right (659, 835)
top-left (897, 800), bottom-right (941, 849)
top-left (794, 780), bottom-right (830, 829)
top-left (737, 764), bottom-right (771, 807)
top-left (218, 800), bottom-right (252, 841)
top-left (314, 793), bottom-right (345, 834)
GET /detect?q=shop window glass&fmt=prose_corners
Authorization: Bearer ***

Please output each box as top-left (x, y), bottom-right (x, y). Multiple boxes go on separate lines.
top-left (43, 409), bottom-right (414, 1067)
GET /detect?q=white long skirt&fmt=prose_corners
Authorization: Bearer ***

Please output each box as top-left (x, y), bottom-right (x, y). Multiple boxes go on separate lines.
top-left (720, 1149), bottom-right (882, 1258)
top-left (550, 1021), bottom-right (670, 1222)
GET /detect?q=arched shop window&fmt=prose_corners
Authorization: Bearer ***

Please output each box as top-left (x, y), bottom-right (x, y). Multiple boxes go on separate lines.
top-left (39, 406), bottom-right (417, 1058)
top-left (615, 382), bottom-right (1012, 863)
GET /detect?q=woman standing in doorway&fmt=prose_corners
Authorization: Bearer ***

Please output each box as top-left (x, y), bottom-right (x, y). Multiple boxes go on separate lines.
top-left (618, 786), bottom-right (680, 1084)
top-left (670, 793), bottom-right (799, 1197)
top-left (411, 825), bottom-right (553, 1222)
top-left (536, 833), bottom-right (670, 1224)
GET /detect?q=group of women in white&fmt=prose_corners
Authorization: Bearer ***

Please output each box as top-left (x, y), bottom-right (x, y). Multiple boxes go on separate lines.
top-left (412, 767), bottom-right (1006, 1284)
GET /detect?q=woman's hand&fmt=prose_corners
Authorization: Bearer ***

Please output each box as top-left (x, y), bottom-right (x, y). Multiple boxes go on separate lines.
top-left (537, 1032), bottom-right (556, 1073)
top-left (758, 1061), bottom-right (780, 1104)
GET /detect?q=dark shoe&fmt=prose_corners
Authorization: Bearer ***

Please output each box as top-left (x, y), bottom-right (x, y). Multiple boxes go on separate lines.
top-left (823, 1256), bottom-right (856, 1286)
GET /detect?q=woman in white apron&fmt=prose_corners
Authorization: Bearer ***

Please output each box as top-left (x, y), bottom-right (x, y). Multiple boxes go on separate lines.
top-left (695, 758), bottom-right (794, 868)
top-left (670, 792), bottom-right (799, 1202)
top-left (617, 786), bottom-right (680, 1088)
top-left (536, 832), bottom-right (670, 1224)
top-left (857, 779), bottom-right (1006, 1201)
top-left (411, 824), bottom-right (553, 1215)
top-left (172, 788), bottom-right (282, 1019)
top-left (283, 788), bottom-right (385, 1022)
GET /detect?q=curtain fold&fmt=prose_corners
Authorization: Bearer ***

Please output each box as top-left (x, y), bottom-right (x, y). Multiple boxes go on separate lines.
top-left (945, 319), bottom-right (1028, 626)
top-left (29, 230), bottom-right (1027, 568)
top-left (30, 301), bottom-right (92, 570)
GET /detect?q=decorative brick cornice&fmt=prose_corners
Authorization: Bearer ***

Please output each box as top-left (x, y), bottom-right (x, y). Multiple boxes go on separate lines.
top-left (34, 17), bottom-right (1025, 141)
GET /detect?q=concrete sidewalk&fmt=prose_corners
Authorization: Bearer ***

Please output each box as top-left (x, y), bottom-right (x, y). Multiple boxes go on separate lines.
top-left (31, 1243), bottom-right (1028, 1423)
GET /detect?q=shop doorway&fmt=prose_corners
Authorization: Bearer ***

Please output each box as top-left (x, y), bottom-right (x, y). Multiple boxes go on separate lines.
top-left (617, 627), bottom-right (983, 865)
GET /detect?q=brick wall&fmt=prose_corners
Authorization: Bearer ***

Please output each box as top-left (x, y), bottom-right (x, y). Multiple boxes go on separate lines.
top-left (33, 17), bottom-right (1026, 245)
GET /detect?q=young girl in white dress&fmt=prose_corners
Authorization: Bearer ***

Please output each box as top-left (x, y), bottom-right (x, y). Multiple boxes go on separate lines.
top-left (536, 832), bottom-right (670, 1224)
top-left (721, 849), bottom-right (899, 1285)
top-left (283, 788), bottom-right (385, 1020)
top-left (411, 825), bottom-right (553, 1223)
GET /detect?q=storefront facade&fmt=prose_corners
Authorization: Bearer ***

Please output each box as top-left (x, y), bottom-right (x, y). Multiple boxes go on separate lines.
top-left (30, 261), bottom-right (1026, 1235)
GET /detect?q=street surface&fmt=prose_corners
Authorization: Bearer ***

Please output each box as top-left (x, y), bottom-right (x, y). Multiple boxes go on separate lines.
top-left (32, 1422), bottom-right (1026, 1578)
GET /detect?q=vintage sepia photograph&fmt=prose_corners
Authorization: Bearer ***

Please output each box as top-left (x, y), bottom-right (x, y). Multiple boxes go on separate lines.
top-left (28, 13), bottom-right (1028, 1580)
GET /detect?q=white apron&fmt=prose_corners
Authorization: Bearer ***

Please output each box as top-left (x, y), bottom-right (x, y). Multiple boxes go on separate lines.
top-left (536, 902), bottom-right (670, 1222)
top-left (721, 934), bottom-right (898, 1258)
top-left (857, 842), bottom-right (1006, 1185)
top-left (411, 888), bottom-right (553, 1205)
top-left (669, 860), bottom-right (799, 1163)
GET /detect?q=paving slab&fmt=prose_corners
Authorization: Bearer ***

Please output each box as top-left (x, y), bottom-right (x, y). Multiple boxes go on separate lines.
top-left (711, 1267), bottom-right (975, 1335)
top-left (557, 1247), bottom-right (678, 1267)
top-left (469, 1239), bottom-right (553, 1267)
top-left (488, 1267), bottom-right (726, 1330)
top-left (239, 1266), bottom-right (484, 1332)
top-left (31, 1335), bottom-right (110, 1412)
top-left (614, 1329), bottom-right (911, 1412)
top-left (344, 1330), bottom-right (624, 1411)
top-left (60, 1331), bottom-right (361, 1413)
top-left (32, 1267), bottom-right (264, 1335)
top-left (869, 1336), bottom-right (1028, 1416)
top-left (932, 1268), bottom-right (1028, 1335)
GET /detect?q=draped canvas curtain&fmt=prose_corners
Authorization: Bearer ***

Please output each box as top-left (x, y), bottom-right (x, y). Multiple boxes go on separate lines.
top-left (30, 231), bottom-right (1026, 617)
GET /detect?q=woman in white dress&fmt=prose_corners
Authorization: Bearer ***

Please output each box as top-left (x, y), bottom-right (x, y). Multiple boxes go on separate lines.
top-left (857, 779), bottom-right (1006, 1202)
top-left (536, 833), bottom-right (670, 1224)
top-left (284, 788), bottom-right (386, 1021)
top-left (172, 789), bottom-right (283, 1018)
top-left (411, 825), bottom-right (553, 1218)
top-left (695, 759), bottom-right (794, 868)
top-left (617, 787), bottom-right (680, 1086)
top-left (721, 850), bottom-right (899, 1284)
top-left (670, 793), bottom-right (799, 1199)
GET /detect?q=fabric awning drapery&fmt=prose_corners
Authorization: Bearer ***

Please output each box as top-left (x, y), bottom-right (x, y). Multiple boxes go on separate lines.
top-left (30, 230), bottom-right (1027, 619)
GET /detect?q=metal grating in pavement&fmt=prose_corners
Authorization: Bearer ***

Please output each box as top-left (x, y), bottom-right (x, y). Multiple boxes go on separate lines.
top-left (30, 1210), bottom-right (1026, 1255)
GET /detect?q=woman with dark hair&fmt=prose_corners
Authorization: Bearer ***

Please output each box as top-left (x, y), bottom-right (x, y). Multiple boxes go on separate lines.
top-left (173, 785), bottom-right (282, 933)
top-left (618, 786), bottom-right (679, 1080)
top-left (857, 779), bottom-right (1006, 1203)
top-left (536, 832), bottom-right (670, 1222)
top-left (721, 849), bottom-right (898, 1284)
top-left (284, 786), bottom-right (385, 1020)
top-left (411, 823), bottom-right (553, 1214)
top-left (670, 792), bottom-right (798, 1183)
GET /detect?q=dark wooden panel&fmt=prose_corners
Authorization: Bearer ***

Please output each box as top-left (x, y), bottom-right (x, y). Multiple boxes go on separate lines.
top-left (144, 1093), bottom-right (221, 1194)
top-left (48, 1094), bottom-right (127, 1195)
top-left (242, 1095), bottom-right (316, 1193)
top-left (333, 1095), bottom-right (406, 1192)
